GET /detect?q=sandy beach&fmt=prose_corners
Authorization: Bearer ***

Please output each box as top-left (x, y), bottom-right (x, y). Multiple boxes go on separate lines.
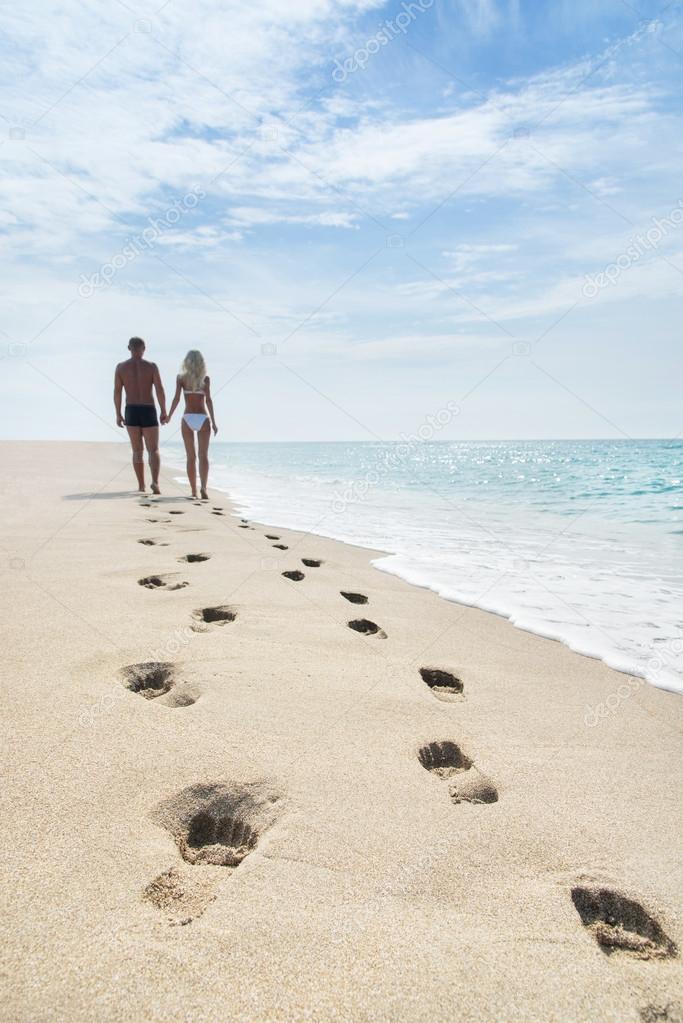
top-left (1, 440), bottom-right (681, 1023)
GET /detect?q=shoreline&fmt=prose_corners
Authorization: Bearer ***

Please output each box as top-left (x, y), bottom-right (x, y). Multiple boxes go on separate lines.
top-left (2, 441), bottom-right (682, 1022)
top-left (165, 455), bottom-right (682, 698)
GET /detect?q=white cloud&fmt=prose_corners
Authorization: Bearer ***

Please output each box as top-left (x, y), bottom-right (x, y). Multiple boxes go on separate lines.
top-left (0, 3), bottom-right (682, 439)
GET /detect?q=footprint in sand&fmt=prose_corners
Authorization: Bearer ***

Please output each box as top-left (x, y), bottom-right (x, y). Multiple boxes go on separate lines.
top-left (273, 543), bottom-right (288, 550)
top-left (347, 618), bottom-right (387, 638)
top-left (191, 605), bottom-right (237, 631)
top-left (120, 661), bottom-right (201, 707)
top-left (142, 867), bottom-right (217, 927)
top-left (419, 667), bottom-right (463, 700)
top-left (138, 574), bottom-right (188, 591)
top-left (341, 591), bottom-right (368, 605)
top-left (302, 558), bottom-right (322, 568)
top-left (211, 510), bottom-right (225, 517)
top-left (571, 884), bottom-right (677, 961)
top-left (265, 534), bottom-right (280, 540)
top-left (168, 510), bottom-right (185, 516)
top-left (144, 781), bottom-right (282, 924)
top-left (146, 517), bottom-right (171, 525)
top-left (282, 570), bottom-right (305, 581)
top-left (418, 740), bottom-right (498, 804)
top-left (178, 553), bottom-right (210, 563)
top-left (138, 538), bottom-right (169, 547)
top-left (640, 1003), bottom-right (683, 1023)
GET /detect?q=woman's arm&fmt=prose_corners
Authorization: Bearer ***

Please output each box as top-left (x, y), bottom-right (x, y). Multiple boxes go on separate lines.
top-left (205, 377), bottom-right (218, 435)
top-left (167, 376), bottom-right (183, 421)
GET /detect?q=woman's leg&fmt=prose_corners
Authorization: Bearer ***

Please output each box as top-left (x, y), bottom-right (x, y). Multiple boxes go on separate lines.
top-left (181, 419), bottom-right (198, 497)
top-left (197, 420), bottom-right (211, 497)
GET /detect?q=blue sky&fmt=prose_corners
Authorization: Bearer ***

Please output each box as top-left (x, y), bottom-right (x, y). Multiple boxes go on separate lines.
top-left (1, 0), bottom-right (682, 441)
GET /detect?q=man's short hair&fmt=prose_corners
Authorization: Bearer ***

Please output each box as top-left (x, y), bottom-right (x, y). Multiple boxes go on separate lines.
top-left (128, 336), bottom-right (145, 350)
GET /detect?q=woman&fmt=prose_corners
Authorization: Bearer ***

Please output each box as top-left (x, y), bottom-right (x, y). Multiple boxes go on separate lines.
top-left (167, 350), bottom-right (218, 500)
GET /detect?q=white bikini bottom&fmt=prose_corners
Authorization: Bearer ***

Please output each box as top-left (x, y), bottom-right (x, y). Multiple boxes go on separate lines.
top-left (183, 413), bottom-right (208, 432)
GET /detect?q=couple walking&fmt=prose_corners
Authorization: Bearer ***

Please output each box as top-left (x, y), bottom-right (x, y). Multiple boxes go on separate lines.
top-left (114, 336), bottom-right (218, 499)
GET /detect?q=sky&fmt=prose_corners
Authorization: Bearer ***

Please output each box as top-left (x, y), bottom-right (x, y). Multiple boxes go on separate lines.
top-left (1, 0), bottom-right (682, 442)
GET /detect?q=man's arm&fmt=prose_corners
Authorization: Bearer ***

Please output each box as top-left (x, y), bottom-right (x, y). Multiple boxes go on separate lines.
top-left (152, 363), bottom-right (168, 424)
top-left (114, 365), bottom-right (124, 427)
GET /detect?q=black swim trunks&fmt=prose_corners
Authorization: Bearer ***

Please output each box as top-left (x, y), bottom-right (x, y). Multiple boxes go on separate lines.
top-left (124, 404), bottom-right (159, 428)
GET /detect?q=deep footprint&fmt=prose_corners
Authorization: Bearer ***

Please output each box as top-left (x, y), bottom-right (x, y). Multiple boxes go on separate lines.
top-left (211, 511), bottom-right (224, 516)
top-left (146, 782), bottom-right (282, 924)
top-left (151, 781), bottom-right (282, 868)
top-left (348, 618), bottom-right (387, 638)
top-left (302, 558), bottom-right (322, 568)
top-left (265, 535), bottom-right (280, 540)
top-left (419, 667), bottom-right (463, 699)
top-left (418, 741), bottom-right (472, 777)
top-left (418, 741), bottom-right (498, 804)
top-left (138, 574), bottom-right (188, 591)
top-left (282, 570), bottom-right (305, 581)
top-left (273, 544), bottom-right (288, 550)
top-left (571, 886), bottom-right (678, 960)
top-left (168, 510), bottom-right (185, 515)
top-left (193, 605), bottom-right (237, 626)
top-left (341, 591), bottom-right (368, 605)
top-left (120, 661), bottom-right (200, 707)
top-left (179, 553), bottom-right (211, 563)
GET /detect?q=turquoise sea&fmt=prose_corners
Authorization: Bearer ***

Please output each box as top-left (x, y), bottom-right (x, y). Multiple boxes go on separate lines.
top-left (168, 439), bottom-right (683, 694)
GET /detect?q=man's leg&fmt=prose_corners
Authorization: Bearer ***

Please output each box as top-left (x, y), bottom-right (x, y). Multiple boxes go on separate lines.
top-left (142, 427), bottom-right (160, 493)
top-left (126, 426), bottom-right (145, 491)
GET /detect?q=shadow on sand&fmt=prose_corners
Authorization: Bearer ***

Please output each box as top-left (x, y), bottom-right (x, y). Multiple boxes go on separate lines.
top-left (64, 491), bottom-right (191, 502)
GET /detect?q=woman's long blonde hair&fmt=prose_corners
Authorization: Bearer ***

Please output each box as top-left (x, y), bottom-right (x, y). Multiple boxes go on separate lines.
top-left (180, 349), bottom-right (207, 391)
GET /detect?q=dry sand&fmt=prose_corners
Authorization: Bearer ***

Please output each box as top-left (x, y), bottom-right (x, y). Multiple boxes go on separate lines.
top-left (1, 440), bottom-right (682, 1023)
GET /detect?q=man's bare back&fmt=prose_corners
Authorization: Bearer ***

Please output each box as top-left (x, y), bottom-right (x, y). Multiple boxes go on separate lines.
top-left (115, 356), bottom-right (157, 405)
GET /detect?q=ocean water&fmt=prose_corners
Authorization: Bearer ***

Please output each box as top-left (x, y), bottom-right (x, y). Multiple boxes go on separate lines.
top-left (168, 440), bottom-right (683, 694)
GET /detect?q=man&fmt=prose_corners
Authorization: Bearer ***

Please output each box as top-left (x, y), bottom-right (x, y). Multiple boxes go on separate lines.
top-left (114, 337), bottom-right (167, 494)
